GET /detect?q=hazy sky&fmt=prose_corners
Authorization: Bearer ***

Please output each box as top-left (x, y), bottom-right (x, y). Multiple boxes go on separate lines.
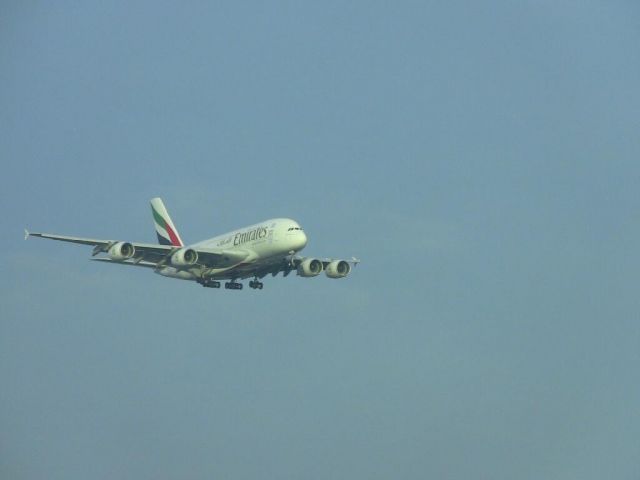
top-left (2, 1), bottom-right (640, 479)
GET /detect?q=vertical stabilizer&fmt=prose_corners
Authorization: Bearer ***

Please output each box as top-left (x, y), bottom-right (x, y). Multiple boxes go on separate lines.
top-left (150, 198), bottom-right (184, 246)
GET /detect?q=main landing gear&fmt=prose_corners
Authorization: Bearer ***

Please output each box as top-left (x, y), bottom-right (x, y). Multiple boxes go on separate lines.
top-left (198, 278), bottom-right (263, 291)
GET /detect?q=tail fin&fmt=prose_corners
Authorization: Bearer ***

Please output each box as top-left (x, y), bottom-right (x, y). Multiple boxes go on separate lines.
top-left (150, 198), bottom-right (184, 246)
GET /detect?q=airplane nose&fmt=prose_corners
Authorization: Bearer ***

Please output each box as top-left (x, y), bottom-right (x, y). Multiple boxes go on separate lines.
top-left (299, 230), bottom-right (308, 249)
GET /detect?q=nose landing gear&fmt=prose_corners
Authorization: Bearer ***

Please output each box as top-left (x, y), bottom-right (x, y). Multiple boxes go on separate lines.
top-left (249, 279), bottom-right (264, 290)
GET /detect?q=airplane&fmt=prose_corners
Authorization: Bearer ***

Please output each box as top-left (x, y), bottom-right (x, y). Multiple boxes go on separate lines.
top-left (25, 198), bottom-right (359, 290)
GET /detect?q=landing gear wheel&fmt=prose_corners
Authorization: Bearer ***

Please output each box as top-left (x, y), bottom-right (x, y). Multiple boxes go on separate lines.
top-left (249, 279), bottom-right (264, 290)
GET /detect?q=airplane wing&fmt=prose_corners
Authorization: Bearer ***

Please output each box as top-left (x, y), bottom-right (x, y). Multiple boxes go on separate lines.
top-left (259, 255), bottom-right (360, 278)
top-left (291, 256), bottom-right (361, 269)
top-left (25, 231), bottom-right (248, 269)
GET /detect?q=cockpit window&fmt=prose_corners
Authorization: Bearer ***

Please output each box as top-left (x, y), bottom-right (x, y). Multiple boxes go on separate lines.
top-left (287, 227), bottom-right (303, 231)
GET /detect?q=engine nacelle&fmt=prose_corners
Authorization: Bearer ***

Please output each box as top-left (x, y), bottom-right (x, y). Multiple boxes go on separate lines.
top-left (297, 258), bottom-right (324, 277)
top-left (108, 242), bottom-right (135, 261)
top-left (325, 260), bottom-right (351, 278)
top-left (171, 248), bottom-right (198, 266)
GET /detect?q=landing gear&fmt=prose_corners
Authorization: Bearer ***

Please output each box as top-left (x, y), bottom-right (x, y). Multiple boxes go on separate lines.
top-left (198, 279), bottom-right (221, 288)
top-left (199, 278), bottom-right (262, 291)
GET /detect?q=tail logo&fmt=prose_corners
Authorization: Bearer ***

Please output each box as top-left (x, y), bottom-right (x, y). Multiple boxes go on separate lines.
top-left (150, 199), bottom-right (184, 247)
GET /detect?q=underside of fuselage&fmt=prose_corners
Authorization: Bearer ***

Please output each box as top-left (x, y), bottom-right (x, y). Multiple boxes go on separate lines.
top-left (155, 253), bottom-right (291, 281)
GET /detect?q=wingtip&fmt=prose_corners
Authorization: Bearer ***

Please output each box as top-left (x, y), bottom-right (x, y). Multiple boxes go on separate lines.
top-left (24, 228), bottom-right (29, 240)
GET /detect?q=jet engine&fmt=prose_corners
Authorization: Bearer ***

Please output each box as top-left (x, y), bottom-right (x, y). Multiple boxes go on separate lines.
top-left (171, 248), bottom-right (198, 266)
top-left (297, 258), bottom-right (324, 277)
top-left (108, 242), bottom-right (135, 261)
top-left (325, 260), bottom-right (351, 278)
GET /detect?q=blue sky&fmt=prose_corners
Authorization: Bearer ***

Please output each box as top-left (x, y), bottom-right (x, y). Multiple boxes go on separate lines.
top-left (2, 1), bottom-right (640, 478)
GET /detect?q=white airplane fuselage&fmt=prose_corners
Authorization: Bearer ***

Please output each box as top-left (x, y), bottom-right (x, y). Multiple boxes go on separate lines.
top-left (156, 218), bottom-right (307, 281)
